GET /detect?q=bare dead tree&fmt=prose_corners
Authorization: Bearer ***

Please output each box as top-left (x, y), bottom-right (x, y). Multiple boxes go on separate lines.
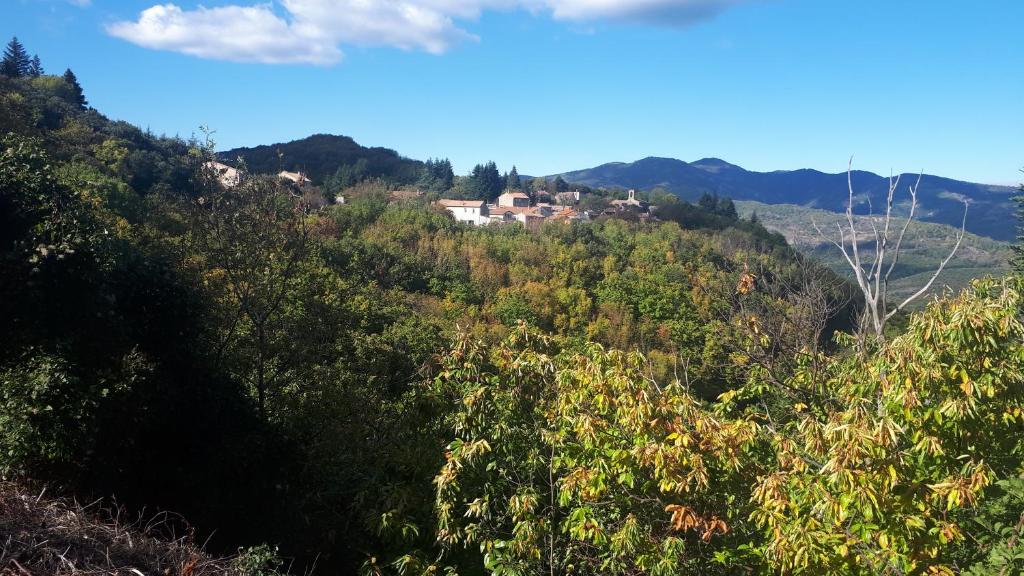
top-left (813, 159), bottom-right (967, 340)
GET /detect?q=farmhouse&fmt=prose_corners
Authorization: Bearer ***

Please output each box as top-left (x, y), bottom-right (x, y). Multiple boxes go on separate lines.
top-left (437, 199), bottom-right (490, 226)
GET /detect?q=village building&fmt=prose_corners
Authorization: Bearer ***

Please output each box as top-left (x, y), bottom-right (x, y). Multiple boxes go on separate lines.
top-left (554, 190), bottom-right (582, 205)
top-left (203, 161), bottom-right (241, 188)
top-left (278, 170), bottom-right (312, 186)
top-left (497, 191), bottom-right (531, 208)
top-left (437, 199), bottom-right (490, 226)
top-left (437, 190), bottom-right (591, 227)
top-left (611, 189), bottom-right (648, 211)
top-left (486, 205), bottom-right (546, 225)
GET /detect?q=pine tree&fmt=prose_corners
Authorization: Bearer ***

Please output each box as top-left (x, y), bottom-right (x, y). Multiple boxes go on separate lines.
top-left (1012, 173), bottom-right (1024, 273)
top-left (506, 165), bottom-right (520, 191)
top-left (437, 158), bottom-right (454, 190)
top-left (63, 68), bottom-right (87, 109)
top-left (1, 37), bottom-right (31, 77)
top-left (28, 54), bottom-right (42, 77)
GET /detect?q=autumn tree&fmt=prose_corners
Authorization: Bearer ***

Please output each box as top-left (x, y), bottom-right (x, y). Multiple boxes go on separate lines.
top-left (430, 325), bottom-right (759, 575)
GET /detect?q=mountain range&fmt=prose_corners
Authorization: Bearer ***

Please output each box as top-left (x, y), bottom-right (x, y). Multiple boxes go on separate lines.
top-left (552, 157), bottom-right (1017, 241)
top-left (217, 134), bottom-right (1018, 242)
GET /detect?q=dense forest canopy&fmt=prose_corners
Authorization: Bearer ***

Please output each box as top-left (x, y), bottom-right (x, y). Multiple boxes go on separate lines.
top-left (219, 133), bottom-right (425, 188)
top-left (2, 45), bottom-right (1023, 576)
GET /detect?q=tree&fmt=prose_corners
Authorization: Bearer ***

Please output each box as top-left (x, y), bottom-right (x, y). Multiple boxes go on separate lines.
top-left (63, 68), bottom-right (87, 110)
top-left (553, 175), bottom-right (569, 193)
top-left (1011, 169), bottom-right (1024, 273)
top-left (1, 37), bottom-right (31, 77)
top-left (746, 276), bottom-right (1024, 574)
top-left (28, 55), bottom-right (42, 77)
top-left (506, 165), bottom-right (520, 191)
top-left (418, 158), bottom-right (454, 192)
top-left (431, 326), bottom-right (756, 575)
top-left (468, 161), bottom-right (503, 201)
top-left (717, 197), bottom-right (737, 220)
top-left (698, 192), bottom-right (718, 212)
top-left (813, 160), bottom-right (966, 339)
top-left (192, 163), bottom-right (311, 418)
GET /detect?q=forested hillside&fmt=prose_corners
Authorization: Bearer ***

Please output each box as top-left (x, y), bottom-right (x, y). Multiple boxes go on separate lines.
top-left (555, 156), bottom-right (1017, 240)
top-left (220, 133), bottom-right (424, 187)
top-left (2, 52), bottom-right (1024, 576)
top-left (736, 200), bottom-right (1013, 305)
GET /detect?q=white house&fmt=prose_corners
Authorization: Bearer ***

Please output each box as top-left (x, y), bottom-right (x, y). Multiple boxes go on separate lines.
top-left (437, 199), bottom-right (490, 226)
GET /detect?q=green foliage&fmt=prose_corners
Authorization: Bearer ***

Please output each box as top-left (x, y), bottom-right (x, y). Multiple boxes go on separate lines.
top-left (0, 352), bottom-right (139, 478)
top-left (431, 327), bottom-right (760, 575)
top-left (220, 133), bottom-right (422, 185)
top-left (233, 544), bottom-right (286, 576)
top-left (1012, 172), bottom-right (1024, 274)
top-left (1, 37), bottom-right (31, 78)
top-left (962, 477), bottom-right (1024, 575)
top-left (6, 65), bottom-right (1021, 576)
top-left (465, 161), bottom-right (504, 201)
top-left (419, 157), bottom-right (455, 192)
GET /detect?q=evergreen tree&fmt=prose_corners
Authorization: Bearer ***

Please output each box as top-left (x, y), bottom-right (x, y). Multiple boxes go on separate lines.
top-left (506, 165), bottom-right (520, 191)
top-left (717, 197), bottom-right (738, 220)
top-left (1012, 172), bottom-right (1024, 273)
top-left (698, 192), bottom-right (719, 212)
top-left (1, 37), bottom-right (31, 77)
top-left (469, 161), bottom-right (503, 201)
top-left (28, 55), bottom-right (42, 77)
top-left (63, 68), bottom-right (87, 109)
top-left (553, 175), bottom-right (569, 193)
top-left (437, 158), bottom-right (454, 190)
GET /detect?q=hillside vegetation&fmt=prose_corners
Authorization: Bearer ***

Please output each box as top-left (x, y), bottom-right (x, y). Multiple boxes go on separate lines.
top-left (736, 200), bottom-right (1012, 305)
top-left (556, 156), bottom-right (1017, 240)
top-left (220, 133), bottom-right (424, 187)
top-left (2, 50), bottom-right (1024, 576)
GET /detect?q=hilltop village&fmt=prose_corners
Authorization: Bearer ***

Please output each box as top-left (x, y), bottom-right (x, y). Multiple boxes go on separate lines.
top-left (436, 189), bottom-right (651, 225)
top-left (204, 160), bottom-right (653, 225)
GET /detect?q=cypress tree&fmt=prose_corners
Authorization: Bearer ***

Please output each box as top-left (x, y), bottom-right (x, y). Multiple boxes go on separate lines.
top-left (63, 68), bottom-right (87, 109)
top-left (1, 37), bottom-right (31, 77)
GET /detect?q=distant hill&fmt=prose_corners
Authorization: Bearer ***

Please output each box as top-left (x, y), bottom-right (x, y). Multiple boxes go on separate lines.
top-left (554, 157), bottom-right (1018, 241)
top-left (735, 200), bottom-right (1013, 305)
top-left (219, 133), bottom-right (423, 185)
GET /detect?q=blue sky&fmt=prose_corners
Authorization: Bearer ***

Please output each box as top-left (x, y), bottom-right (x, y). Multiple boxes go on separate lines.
top-left (6, 0), bottom-right (1023, 184)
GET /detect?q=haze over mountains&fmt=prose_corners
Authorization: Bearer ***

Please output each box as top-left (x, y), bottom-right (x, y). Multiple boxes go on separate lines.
top-left (552, 157), bottom-right (1017, 241)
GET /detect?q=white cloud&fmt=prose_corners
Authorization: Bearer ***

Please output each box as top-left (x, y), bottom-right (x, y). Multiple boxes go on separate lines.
top-left (107, 0), bottom-right (751, 65)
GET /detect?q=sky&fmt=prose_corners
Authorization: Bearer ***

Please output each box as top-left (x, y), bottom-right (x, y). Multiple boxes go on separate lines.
top-left (5, 0), bottom-right (1023, 184)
